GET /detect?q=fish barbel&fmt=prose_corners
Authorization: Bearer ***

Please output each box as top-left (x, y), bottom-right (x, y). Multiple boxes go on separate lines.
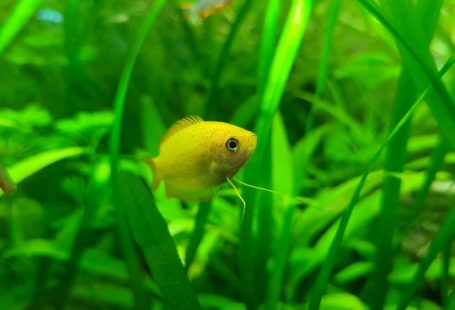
top-left (148, 116), bottom-right (256, 201)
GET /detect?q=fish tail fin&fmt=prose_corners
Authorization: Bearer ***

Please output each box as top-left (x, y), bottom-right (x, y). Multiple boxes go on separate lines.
top-left (148, 158), bottom-right (161, 192)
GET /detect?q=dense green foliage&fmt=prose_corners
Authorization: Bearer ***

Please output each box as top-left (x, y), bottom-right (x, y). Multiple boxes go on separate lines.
top-left (1, 0), bottom-right (455, 309)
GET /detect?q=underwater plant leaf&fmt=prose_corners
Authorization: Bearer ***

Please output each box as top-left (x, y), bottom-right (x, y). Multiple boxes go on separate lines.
top-left (368, 48), bottom-right (415, 310)
top-left (319, 292), bottom-right (368, 310)
top-left (52, 161), bottom-right (111, 309)
top-left (271, 112), bottom-right (293, 196)
top-left (0, 147), bottom-right (84, 196)
top-left (198, 294), bottom-right (245, 310)
top-left (308, 55), bottom-right (455, 310)
top-left (240, 0), bottom-right (313, 308)
top-left (141, 97), bottom-right (166, 156)
top-left (185, 201), bottom-right (212, 270)
top-left (0, 105), bottom-right (52, 129)
top-left (0, 0), bottom-right (42, 56)
top-left (0, 118), bottom-right (17, 128)
top-left (447, 290), bottom-right (455, 310)
top-left (265, 112), bottom-right (294, 310)
top-left (366, 1), bottom-right (446, 307)
top-left (334, 261), bottom-right (374, 285)
top-left (4, 238), bottom-right (68, 260)
top-left (257, 0), bottom-right (281, 94)
top-left (357, 0), bottom-right (455, 147)
top-left (397, 198), bottom-right (455, 309)
top-left (205, 0), bottom-right (255, 118)
top-left (117, 171), bottom-right (202, 310)
top-left (408, 137), bottom-right (450, 222)
top-left (108, 0), bottom-right (166, 308)
top-left (72, 282), bottom-right (134, 309)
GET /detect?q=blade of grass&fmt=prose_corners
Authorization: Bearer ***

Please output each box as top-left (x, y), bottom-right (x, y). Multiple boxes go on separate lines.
top-left (447, 287), bottom-right (455, 310)
top-left (257, 0), bottom-right (281, 94)
top-left (109, 1), bottom-right (166, 308)
top-left (368, 66), bottom-right (416, 310)
top-left (441, 243), bottom-right (452, 307)
top-left (169, 0), bottom-right (201, 66)
top-left (397, 198), bottom-right (455, 310)
top-left (305, 0), bottom-right (341, 133)
top-left (415, 0), bottom-right (443, 42)
top-left (0, 0), bottom-right (41, 56)
top-left (1, 147), bottom-right (84, 197)
top-left (308, 55), bottom-right (455, 310)
top-left (52, 162), bottom-right (109, 309)
top-left (185, 201), bottom-right (212, 269)
top-left (205, 0), bottom-right (255, 119)
top-left (240, 1), bottom-right (313, 308)
top-left (409, 137), bottom-right (450, 218)
top-left (265, 113), bottom-right (294, 310)
top-left (368, 1), bottom-right (443, 307)
top-left (356, 0), bottom-right (455, 147)
top-left (117, 171), bottom-right (201, 309)
top-left (0, 147), bottom-right (83, 304)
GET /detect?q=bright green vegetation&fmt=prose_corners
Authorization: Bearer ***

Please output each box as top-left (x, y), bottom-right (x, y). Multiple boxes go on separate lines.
top-left (1, 0), bottom-right (455, 309)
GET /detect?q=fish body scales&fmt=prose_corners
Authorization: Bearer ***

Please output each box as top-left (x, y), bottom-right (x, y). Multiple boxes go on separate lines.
top-left (150, 116), bottom-right (256, 201)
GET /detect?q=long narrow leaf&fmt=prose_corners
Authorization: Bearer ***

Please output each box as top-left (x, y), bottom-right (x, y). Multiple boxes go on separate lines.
top-left (109, 1), bottom-right (167, 308)
top-left (356, 0), bottom-right (455, 146)
top-left (0, 0), bottom-right (42, 56)
top-left (117, 171), bottom-right (201, 310)
top-left (397, 199), bottom-right (455, 310)
top-left (205, 0), bottom-right (255, 118)
top-left (308, 56), bottom-right (455, 310)
top-left (0, 147), bottom-right (84, 197)
top-left (240, 1), bottom-right (313, 308)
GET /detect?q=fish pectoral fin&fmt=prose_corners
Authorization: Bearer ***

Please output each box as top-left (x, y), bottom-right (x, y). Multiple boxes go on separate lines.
top-left (148, 158), bottom-right (162, 192)
top-left (164, 181), bottom-right (217, 201)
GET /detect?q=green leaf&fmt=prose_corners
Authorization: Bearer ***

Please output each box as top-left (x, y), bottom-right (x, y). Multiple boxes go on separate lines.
top-left (8, 147), bottom-right (83, 183)
top-left (397, 199), bottom-right (455, 310)
top-left (334, 261), bottom-right (374, 285)
top-left (319, 292), bottom-right (368, 310)
top-left (108, 0), bottom-right (166, 308)
top-left (0, 0), bottom-right (42, 56)
top-left (4, 239), bottom-right (68, 260)
top-left (117, 171), bottom-right (201, 310)
top-left (240, 1), bottom-right (313, 308)
top-left (0, 147), bottom-right (84, 196)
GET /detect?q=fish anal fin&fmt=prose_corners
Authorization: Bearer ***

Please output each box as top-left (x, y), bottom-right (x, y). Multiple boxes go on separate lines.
top-left (160, 115), bottom-right (203, 146)
top-left (148, 158), bottom-right (161, 192)
top-left (164, 181), bottom-right (217, 201)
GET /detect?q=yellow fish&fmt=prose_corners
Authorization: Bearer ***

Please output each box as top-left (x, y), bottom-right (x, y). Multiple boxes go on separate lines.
top-left (149, 116), bottom-right (256, 201)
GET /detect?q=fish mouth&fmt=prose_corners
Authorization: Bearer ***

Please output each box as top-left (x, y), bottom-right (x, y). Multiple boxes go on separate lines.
top-left (248, 133), bottom-right (257, 152)
top-left (239, 134), bottom-right (256, 162)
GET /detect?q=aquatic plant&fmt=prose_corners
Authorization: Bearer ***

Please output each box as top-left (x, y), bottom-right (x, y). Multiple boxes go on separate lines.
top-left (0, 0), bottom-right (454, 309)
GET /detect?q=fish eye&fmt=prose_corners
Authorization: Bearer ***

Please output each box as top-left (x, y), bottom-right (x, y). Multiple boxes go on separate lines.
top-left (225, 137), bottom-right (240, 153)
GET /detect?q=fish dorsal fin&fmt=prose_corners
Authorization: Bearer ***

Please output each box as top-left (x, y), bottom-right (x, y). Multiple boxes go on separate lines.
top-left (160, 115), bottom-right (204, 145)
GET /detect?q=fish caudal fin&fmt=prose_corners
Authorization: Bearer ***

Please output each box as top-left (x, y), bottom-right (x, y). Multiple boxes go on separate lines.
top-left (148, 158), bottom-right (161, 192)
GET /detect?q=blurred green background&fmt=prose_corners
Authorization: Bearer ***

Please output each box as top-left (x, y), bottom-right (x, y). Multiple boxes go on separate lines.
top-left (1, 0), bottom-right (455, 309)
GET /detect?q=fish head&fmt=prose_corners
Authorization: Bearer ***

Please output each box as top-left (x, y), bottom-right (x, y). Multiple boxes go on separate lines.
top-left (209, 125), bottom-right (257, 180)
